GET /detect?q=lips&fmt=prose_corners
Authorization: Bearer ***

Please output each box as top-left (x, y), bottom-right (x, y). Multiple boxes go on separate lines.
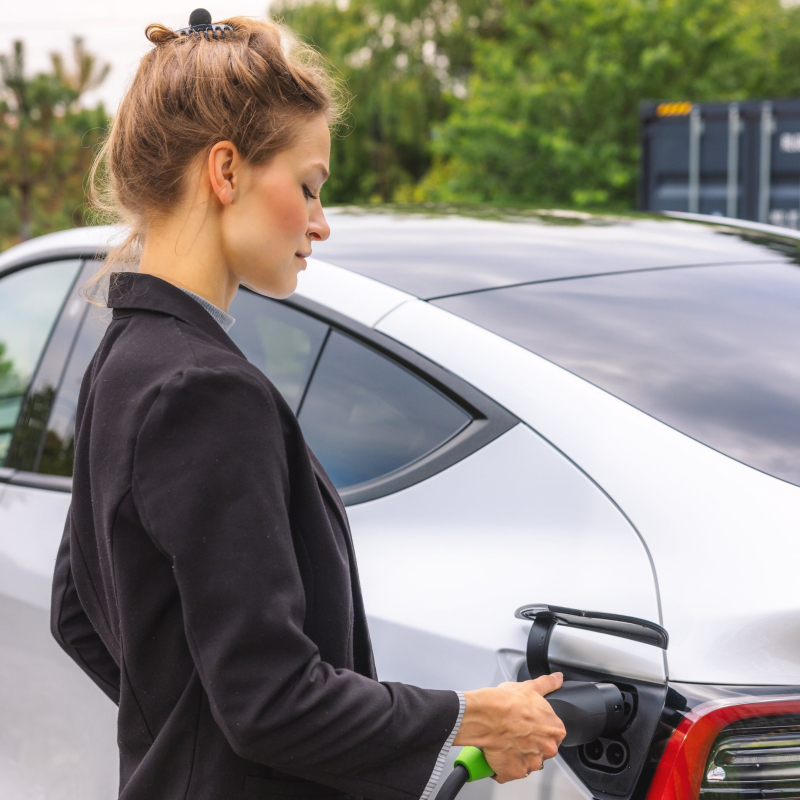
top-left (296, 252), bottom-right (311, 258)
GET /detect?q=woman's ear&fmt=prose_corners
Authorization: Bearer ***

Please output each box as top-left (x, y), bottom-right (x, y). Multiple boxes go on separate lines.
top-left (208, 141), bottom-right (240, 205)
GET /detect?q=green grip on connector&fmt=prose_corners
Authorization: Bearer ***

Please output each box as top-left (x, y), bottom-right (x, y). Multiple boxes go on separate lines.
top-left (454, 746), bottom-right (495, 782)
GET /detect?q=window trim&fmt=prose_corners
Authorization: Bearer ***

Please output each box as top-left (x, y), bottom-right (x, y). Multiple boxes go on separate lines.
top-left (1, 469), bottom-right (72, 493)
top-left (8, 255), bottom-right (518, 503)
top-left (278, 292), bottom-right (518, 505)
top-left (0, 248), bottom-right (102, 283)
top-left (1, 255), bottom-right (87, 472)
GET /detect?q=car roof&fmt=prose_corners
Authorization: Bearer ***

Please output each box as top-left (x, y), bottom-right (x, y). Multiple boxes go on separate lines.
top-left (2, 211), bottom-right (800, 301)
top-left (311, 209), bottom-right (800, 298)
top-left (0, 225), bottom-right (117, 275)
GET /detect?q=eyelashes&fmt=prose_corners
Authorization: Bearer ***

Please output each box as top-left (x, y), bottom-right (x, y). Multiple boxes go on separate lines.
top-left (303, 184), bottom-right (319, 200)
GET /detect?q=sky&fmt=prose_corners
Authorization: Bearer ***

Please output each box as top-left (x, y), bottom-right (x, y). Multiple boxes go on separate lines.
top-left (3, 1), bottom-right (274, 111)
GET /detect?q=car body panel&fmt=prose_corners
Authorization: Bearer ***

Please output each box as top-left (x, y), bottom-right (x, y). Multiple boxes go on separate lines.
top-left (0, 226), bottom-right (114, 274)
top-left (348, 424), bottom-right (665, 686)
top-left (0, 483), bottom-right (117, 800)
top-left (0, 590), bottom-right (118, 800)
top-left (375, 299), bottom-right (800, 685)
top-left (295, 257), bottom-right (414, 327)
top-left (0, 484), bottom-right (70, 610)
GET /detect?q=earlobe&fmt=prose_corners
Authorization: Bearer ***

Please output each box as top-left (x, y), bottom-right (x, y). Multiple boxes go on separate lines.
top-left (218, 178), bottom-right (234, 205)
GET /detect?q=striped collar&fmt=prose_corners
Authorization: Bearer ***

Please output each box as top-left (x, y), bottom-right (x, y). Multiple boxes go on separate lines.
top-left (176, 286), bottom-right (235, 332)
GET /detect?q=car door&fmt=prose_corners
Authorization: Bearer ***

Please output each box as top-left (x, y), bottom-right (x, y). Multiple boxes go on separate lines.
top-left (0, 258), bottom-right (118, 800)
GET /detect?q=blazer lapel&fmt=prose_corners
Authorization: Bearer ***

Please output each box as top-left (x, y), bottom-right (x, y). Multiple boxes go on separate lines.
top-left (107, 271), bottom-right (246, 359)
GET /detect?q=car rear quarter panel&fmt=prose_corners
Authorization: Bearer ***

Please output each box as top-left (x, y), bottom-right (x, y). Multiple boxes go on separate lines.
top-left (376, 299), bottom-right (800, 685)
top-left (348, 424), bottom-right (662, 673)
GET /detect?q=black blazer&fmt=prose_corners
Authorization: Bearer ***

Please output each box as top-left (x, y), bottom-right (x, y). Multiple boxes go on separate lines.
top-left (51, 272), bottom-right (459, 800)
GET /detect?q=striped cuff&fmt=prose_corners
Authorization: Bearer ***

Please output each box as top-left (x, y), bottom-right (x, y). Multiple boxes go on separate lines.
top-left (420, 691), bottom-right (466, 800)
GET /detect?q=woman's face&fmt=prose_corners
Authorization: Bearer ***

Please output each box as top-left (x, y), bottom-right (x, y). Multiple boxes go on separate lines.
top-left (222, 113), bottom-right (331, 299)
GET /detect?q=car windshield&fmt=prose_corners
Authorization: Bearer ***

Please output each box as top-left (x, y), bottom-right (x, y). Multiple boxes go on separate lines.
top-left (434, 261), bottom-right (800, 487)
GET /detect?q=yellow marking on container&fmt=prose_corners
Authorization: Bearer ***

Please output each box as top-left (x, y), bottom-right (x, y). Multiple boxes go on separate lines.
top-left (657, 102), bottom-right (693, 117)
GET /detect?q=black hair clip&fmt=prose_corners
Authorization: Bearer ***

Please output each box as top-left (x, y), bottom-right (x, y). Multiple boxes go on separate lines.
top-left (176, 8), bottom-right (233, 40)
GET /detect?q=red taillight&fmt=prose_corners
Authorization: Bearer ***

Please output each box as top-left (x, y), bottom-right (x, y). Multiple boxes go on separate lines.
top-left (646, 695), bottom-right (800, 800)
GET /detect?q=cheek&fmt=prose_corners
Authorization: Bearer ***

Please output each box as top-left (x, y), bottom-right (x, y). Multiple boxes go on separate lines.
top-left (256, 174), bottom-right (307, 240)
top-left (224, 170), bottom-right (309, 296)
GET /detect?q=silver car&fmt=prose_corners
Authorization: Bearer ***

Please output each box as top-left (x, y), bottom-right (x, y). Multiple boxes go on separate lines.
top-left (1, 210), bottom-right (799, 800)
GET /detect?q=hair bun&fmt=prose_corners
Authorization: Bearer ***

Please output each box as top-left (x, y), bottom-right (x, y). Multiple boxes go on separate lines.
top-left (145, 23), bottom-right (179, 46)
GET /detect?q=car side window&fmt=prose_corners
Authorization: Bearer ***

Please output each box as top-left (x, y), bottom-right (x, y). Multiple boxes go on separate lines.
top-left (0, 260), bottom-right (82, 465)
top-left (38, 289), bottom-right (329, 476)
top-left (33, 284), bottom-right (471, 491)
top-left (228, 290), bottom-right (329, 413)
top-left (297, 330), bottom-right (471, 491)
top-left (38, 309), bottom-right (108, 476)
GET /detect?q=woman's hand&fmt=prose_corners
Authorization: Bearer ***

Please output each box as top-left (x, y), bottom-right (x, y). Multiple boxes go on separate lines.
top-left (453, 673), bottom-right (566, 783)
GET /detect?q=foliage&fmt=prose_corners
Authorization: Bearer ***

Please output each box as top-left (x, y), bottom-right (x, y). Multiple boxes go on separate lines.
top-left (423, 0), bottom-right (797, 207)
top-left (4, 2), bottom-right (800, 233)
top-left (0, 342), bottom-right (21, 396)
top-left (276, 0), bottom-right (800, 208)
top-left (0, 38), bottom-right (110, 249)
top-left (275, 0), bottom-right (489, 203)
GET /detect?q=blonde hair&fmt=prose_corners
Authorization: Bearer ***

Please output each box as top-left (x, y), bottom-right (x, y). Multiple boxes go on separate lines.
top-left (86, 16), bottom-right (344, 300)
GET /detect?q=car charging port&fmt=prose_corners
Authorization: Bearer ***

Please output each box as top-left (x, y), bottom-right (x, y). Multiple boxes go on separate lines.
top-left (619, 689), bottom-right (637, 729)
top-left (580, 737), bottom-right (630, 772)
top-left (436, 605), bottom-right (669, 800)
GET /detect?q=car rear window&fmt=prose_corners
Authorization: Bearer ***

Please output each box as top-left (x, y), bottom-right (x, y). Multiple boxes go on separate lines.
top-left (434, 262), bottom-right (800, 487)
top-left (298, 330), bottom-right (470, 489)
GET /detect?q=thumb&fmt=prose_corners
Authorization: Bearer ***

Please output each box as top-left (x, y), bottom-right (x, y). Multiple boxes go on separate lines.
top-left (528, 671), bottom-right (563, 696)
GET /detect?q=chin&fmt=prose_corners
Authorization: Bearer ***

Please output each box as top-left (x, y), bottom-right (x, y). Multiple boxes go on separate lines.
top-left (274, 270), bottom-right (300, 299)
top-left (272, 283), bottom-right (298, 300)
top-left (240, 271), bottom-right (298, 300)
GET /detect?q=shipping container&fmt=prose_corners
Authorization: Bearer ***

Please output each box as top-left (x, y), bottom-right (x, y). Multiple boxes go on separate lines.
top-left (639, 99), bottom-right (800, 229)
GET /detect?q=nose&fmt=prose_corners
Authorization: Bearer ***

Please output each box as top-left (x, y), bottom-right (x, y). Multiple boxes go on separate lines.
top-left (307, 202), bottom-right (330, 242)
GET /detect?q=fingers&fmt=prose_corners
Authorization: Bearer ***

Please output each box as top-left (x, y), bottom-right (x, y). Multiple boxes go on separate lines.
top-left (524, 677), bottom-right (567, 749)
top-left (526, 756), bottom-right (545, 776)
top-left (540, 726), bottom-right (564, 758)
top-left (490, 754), bottom-right (545, 784)
top-left (521, 754), bottom-right (545, 777)
top-left (527, 671), bottom-right (563, 696)
top-left (458, 674), bottom-right (567, 785)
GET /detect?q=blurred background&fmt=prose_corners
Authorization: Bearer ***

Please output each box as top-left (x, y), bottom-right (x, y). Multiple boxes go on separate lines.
top-left (4, 0), bottom-right (800, 251)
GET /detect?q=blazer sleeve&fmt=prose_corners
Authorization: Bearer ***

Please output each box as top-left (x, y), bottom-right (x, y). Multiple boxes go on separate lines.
top-left (131, 365), bottom-right (460, 800)
top-left (51, 512), bottom-right (121, 704)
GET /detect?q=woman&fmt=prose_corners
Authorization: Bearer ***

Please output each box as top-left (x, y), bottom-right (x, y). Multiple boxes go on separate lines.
top-left (50, 13), bottom-right (565, 800)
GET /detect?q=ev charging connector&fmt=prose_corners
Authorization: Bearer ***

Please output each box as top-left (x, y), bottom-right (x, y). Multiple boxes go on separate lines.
top-left (435, 605), bottom-right (669, 800)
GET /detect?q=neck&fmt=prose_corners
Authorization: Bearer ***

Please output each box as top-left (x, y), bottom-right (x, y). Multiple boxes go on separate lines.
top-left (138, 199), bottom-right (238, 312)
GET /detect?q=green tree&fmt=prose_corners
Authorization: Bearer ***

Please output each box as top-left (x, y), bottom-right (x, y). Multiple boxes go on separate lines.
top-left (421, 0), bottom-right (795, 207)
top-left (50, 36), bottom-right (111, 100)
top-left (275, 0), bottom-right (489, 203)
top-left (277, 0), bottom-right (800, 209)
top-left (0, 342), bottom-right (21, 396)
top-left (0, 38), bottom-right (110, 247)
